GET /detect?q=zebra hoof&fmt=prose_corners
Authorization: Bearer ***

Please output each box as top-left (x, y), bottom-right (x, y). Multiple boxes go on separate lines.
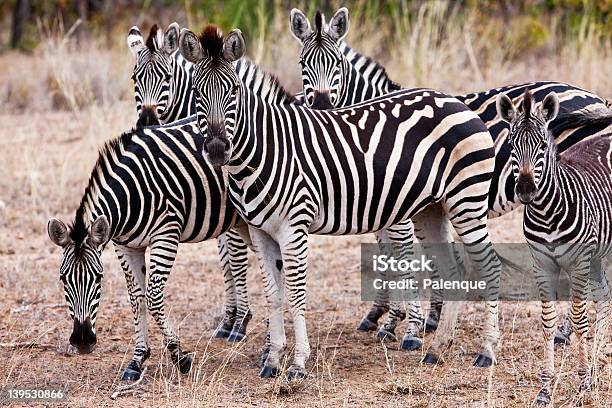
top-left (287, 365), bottom-right (307, 381)
top-left (259, 365), bottom-right (280, 378)
top-left (473, 354), bottom-right (493, 367)
top-left (422, 352), bottom-right (442, 365)
top-left (401, 335), bottom-right (423, 351)
top-left (535, 390), bottom-right (551, 406)
top-left (228, 331), bottom-right (246, 342)
top-left (553, 332), bottom-right (571, 346)
top-left (177, 354), bottom-right (192, 374)
top-left (357, 317), bottom-right (378, 332)
top-left (121, 367), bottom-right (141, 382)
top-left (213, 326), bottom-right (231, 339)
top-left (424, 316), bottom-right (439, 333)
top-left (377, 328), bottom-right (397, 342)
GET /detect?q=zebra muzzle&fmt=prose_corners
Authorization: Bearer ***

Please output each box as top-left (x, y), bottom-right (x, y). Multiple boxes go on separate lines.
top-left (137, 105), bottom-right (160, 127)
top-left (515, 174), bottom-right (536, 204)
top-left (203, 137), bottom-right (231, 167)
top-left (311, 91), bottom-right (334, 110)
top-left (69, 317), bottom-right (97, 354)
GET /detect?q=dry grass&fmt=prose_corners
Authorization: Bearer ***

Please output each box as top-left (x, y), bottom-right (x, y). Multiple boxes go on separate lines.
top-left (1, 3), bottom-right (611, 407)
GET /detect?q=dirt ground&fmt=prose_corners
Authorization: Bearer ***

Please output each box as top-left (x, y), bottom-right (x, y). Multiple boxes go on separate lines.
top-left (1, 104), bottom-right (611, 408)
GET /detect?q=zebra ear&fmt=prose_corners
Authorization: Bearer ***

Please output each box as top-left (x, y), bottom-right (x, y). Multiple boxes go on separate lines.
top-left (290, 8), bottom-right (311, 42)
top-left (328, 7), bottom-right (349, 42)
top-left (179, 28), bottom-right (205, 64)
top-left (223, 29), bottom-right (245, 62)
top-left (540, 92), bottom-right (559, 123)
top-left (164, 22), bottom-right (180, 55)
top-left (496, 93), bottom-right (516, 123)
top-left (127, 26), bottom-right (145, 57)
top-left (48, 218), bottom-right (71, 247)
top-left (89, 216), bottom-right (110, 248)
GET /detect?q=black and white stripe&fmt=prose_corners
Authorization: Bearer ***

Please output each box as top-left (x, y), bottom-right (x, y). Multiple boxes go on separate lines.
top-left (180, 25), bottom-right (503, 378)
top-left (497, 90), bottom-right (612, 406)
top-left (47, 122), bottom-right (253, 382)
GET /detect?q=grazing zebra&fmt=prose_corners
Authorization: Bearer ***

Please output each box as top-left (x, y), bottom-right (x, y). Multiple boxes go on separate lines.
top-left (128, 23), bottom-right (252, 342)
top-left (289, 6), bottom-right (612, 355)
top-left (496, 90), bottom-right (612, 406)
top-left (47, 120), bottom-right (255, 382)
top-left (179, 25), bottom-right (503, 378)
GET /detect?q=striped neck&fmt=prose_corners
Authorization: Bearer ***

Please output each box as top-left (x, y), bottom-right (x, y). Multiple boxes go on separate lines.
top-left (525, 136), bottom-right (565, 216)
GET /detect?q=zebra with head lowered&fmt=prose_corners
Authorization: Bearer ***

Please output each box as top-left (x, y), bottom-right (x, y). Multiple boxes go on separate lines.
top-left (179, 25), bottom-right (503, 378)
top-left (47, 121), bottom-right (257, 382)
top-left (127, 22), bottom-right (252, 342)
top-left (497, 90), bottom-right (612, 406)
top-left (289, 6), bottom-right (612, 358)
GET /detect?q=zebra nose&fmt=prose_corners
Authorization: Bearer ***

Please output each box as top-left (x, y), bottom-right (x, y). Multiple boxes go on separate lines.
top-left (311, 91), bottom-right (334, 110)
top-left (515, 175), bottom-right (537, 204)
top-left (137, 105), bottom-right (160, 127)
top-left (69, 317), bottom-right (97, 354)
top-left (203, 137), bottom-right (230, 167)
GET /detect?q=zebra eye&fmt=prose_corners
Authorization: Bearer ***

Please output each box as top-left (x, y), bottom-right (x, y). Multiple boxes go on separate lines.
top-left (165, 74), bottom-right (171, 81)
top-left (131, 73), bottom-right (136, 82)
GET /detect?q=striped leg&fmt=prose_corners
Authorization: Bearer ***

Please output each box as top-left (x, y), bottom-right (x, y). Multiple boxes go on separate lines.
top-left (424, 198), bottom-right (502, 367)
top-left (250, 227), bottom-right (286, 378)
top-left (115, 245), bottom-right (150, 382)
top-left (214, 230), bottom-right (252, 342)
top-left (214, 232), bottom-right (238, 339)
top-left (569, 254), bottom-right (594, 394)
top-left (592, 261), bottom-right (611, 367)
top-left (278, 227), bottom-right (311, 380)
top-left (147, 231), bottom-right (192, 375)
top-left (373, 220), bottom-right (420, 343)
top-left (225, 228), bottom-right (252, 342)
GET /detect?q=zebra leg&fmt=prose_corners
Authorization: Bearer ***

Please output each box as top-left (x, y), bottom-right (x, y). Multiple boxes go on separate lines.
top-left (278, 228), bottom-right (310, 380)
top-left (532, 251), bottom-right (560, 406)
top-left (249, 228), bottom-right (286, 378)
top-left (115, 245), bottom-right (150, 382)
top-left (213, 233), bottom-right (238, 339)
top-left (147, 233), bottom-right (192, 375)
top-left (429, 201), bottom-right (502, 367)
top-left (225, 229), bottom-right (252, 342)
top-left (372, 221), bottom-right (417, 343)
top-left (569, 255), bottom-right (592, 393)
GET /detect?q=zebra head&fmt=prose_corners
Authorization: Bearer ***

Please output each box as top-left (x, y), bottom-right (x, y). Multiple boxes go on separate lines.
top-left (497, 90), bottom-right (560, 204)
top-left (128, 23), bottom-right (180, 126)
top-left (290, 7), bottom-right (349, 109)
top-left (47, 216), bottom-right (110, 354)
top-left (179, 25), bottom-right (245, 167)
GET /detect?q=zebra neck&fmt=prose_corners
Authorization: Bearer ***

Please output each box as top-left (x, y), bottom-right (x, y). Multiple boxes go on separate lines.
top-left (526, 144), bottom-right (565, 216)
top-left (160, 52), bottom-right (195, 123)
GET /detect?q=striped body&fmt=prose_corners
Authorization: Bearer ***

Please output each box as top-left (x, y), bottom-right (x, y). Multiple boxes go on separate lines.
top-left (497, 90), bottom-right (612, 405)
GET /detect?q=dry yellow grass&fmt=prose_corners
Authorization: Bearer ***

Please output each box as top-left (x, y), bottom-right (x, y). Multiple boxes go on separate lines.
top-left (0, 5), bottom-right (611, 407)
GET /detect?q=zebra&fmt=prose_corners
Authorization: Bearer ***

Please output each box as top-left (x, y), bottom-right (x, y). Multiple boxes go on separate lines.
top-left (496, 90), bottom-right (612, 406)
top-left (127, 23), bottom-right (195, 126)
top-left (179, 25), bottom-right (503, 378)
top-left (128, 22), bottom-right (418, 347)
top-left (128, 23), bottom-right (252, 342)
top-left (289, 6), bottom-right (612, 354)
top-left (47, 119), bottom-right (256, 382)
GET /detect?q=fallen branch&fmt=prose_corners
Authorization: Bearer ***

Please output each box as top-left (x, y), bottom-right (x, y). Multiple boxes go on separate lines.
top-left (0, 342), bottom-right (55, 350)
top-left (110, 367), bottom-right (148, 400)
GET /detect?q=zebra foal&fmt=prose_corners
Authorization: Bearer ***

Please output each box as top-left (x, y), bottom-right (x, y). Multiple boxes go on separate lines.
top-left (497, 90), bottom-right (612, 406)
top-left (179, 25), bottom-right (503, 378)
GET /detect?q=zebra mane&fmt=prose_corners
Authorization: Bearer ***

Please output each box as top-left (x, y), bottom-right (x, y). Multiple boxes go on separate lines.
top-left (314, 10), bottom-right (324, 41)
top-left (71, 130), bottom-right (135, 245)
top-left (549, 108), bottom-right (612, 136)
top-left (199, 25), bottom-right (224, 59)
top-left (236, 58), bottom-right (297, 105)
top-left (339, 42), bottom-right (401, 91)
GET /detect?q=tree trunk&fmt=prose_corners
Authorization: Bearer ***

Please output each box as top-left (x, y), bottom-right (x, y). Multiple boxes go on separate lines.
top-left (10, 0), bottom-right (31, 49)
